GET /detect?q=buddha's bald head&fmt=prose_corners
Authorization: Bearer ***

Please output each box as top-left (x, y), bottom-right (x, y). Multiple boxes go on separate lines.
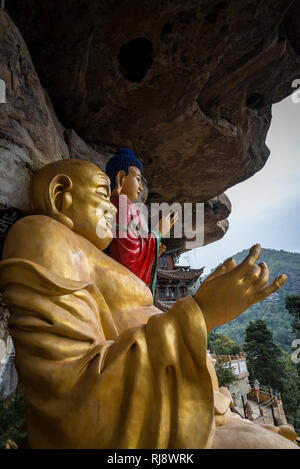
top-left (31, 159), bottom-right (117, 250)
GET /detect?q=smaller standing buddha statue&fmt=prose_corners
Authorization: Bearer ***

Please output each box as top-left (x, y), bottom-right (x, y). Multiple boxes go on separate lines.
top-left (106, 148), bottom-right (177, 294)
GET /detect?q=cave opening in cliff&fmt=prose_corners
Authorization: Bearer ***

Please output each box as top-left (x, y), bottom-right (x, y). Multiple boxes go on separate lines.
top-left (118, 37), bottom-right (154, 82)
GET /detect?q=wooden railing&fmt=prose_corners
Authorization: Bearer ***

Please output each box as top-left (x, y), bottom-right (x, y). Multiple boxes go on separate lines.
top-left (210, 353), bottom-right (247, 362)
top-left (210, 353), bottom-right (249, 376)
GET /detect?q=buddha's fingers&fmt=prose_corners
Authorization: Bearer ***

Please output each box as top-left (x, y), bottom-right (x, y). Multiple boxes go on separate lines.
top-left (202, 264), bottom-right (226, 284)
top-left (171, 213), bottom-right (180, 226)
top-left (203, 257), bottom-right (236, 283)
top-left (222, 257), bottom-right (236, 274)
top-left (243, 265), bottom-right (262, 289)
top-left (235, 244), bottom-right (261, 277)
top-left (253, 274), bottom-right (287, 303)
top-left (166, 211), bottom-right (178, 223)
top-left (250, 262), bottom-right (269, 292)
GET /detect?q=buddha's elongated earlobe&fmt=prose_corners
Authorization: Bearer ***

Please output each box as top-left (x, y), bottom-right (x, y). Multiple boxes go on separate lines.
top-left (114, 170), bottom-right (126, 195)
top-left (61, 190), bottom-right (73, 212)
top-left (48, 174), bottom-right (74, 229)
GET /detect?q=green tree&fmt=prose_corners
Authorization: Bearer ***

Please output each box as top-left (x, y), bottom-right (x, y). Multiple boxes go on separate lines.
top-left (285, 295), bottom-right (300, 336)
top-left (214, 360), bottom-right (238, 388)
top-left (208, 333), bottom-right (241, 356)
top-left (280, 353), bottom-right (300, 422)
top-left (215, 248), bottom-right (300, 353)
top-left (284, 294), bottom-right (300, 428)
top-left (0, 392), bottom-right (26, 449)
top-left (243, 319), bottom-right (284, 390)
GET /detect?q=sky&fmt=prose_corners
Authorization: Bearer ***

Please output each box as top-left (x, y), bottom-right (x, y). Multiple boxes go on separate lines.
top-left (180, 95), bottom-right (300, 273)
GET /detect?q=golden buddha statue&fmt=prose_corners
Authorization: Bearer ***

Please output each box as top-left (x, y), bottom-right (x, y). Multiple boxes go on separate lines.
top-left (0, 160), bottom-right (298, 449)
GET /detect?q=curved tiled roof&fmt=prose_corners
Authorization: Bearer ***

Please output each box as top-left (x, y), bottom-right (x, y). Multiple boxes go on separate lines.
top-left (157, 267), bottom-right (204, 280)
top-left (154, 300), bottom-right (172, 312)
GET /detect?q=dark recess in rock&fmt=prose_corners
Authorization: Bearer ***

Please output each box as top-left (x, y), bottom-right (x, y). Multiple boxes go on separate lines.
top-left (160, 21), bottom-right (173, 40)
top-left (205, 1), bottom-right (226, 24)
top-left (118, 37), bottom-right (154, 82)
top-left (148, 192), bottom-right (160, 200)
top-left (282, 1), bottom-right (300, 55)
top-left (246, 93), bottom-right (266, 110)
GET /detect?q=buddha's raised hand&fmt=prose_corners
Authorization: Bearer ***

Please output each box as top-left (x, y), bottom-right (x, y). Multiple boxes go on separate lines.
top-left (158, 243), bottom-right (167, 257)
top-left (195, 244), bottom-right (287, 333)
top-left (157, 211), bottom-right (179, 238)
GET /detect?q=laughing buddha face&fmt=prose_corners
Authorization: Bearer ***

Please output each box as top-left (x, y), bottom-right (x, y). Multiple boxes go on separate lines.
top-left (30, 160), bottom-right (117, 251)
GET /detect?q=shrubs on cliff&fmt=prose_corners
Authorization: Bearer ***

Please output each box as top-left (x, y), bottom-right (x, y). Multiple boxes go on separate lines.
top-left (214, 361), bottom-right (238, 388)
top-left (0, 392), bottom-right (26, 449)
top-left (208, 333), bottom-right (242, 356)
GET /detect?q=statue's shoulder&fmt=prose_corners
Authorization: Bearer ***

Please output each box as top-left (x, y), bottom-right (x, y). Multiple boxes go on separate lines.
top-left (7, 214), bottom-right (64, 234)
top-left (2, 215), bottom-right (86, 278)
top-left (3, 215), bottom-right (70, 252)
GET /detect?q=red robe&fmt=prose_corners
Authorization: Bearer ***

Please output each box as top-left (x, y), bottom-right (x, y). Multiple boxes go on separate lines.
top-left (109, 195), bottom-right (159, 291)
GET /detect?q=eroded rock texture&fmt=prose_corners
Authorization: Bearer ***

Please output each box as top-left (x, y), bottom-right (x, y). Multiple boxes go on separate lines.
top-left (2, 1), bottom-right (300, 250)
top-left (7, 0), bottom-right (300, 200)
top-left (0, 9), bottom-right (69, 210)
top-left (0, 10), bottom-right (112, 220)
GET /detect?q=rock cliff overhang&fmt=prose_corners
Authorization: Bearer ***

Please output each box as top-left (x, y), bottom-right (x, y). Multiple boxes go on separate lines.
top-left (2, 0), bottom-right (300, 252)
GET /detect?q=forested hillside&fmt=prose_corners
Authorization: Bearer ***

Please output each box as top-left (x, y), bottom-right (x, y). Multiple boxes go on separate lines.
top-left (214, 248), bottom-right (300, 352)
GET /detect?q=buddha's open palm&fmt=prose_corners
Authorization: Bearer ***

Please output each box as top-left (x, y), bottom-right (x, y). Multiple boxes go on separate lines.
top-left (195, 244), bottom-right (287, 333)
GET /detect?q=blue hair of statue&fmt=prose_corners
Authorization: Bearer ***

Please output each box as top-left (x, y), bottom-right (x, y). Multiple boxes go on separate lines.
top-left (105, 148), bottom-right (143, 191)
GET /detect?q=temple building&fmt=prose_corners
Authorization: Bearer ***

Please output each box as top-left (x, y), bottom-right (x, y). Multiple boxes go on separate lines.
top-left (155, 252), bottom-right (204, 310)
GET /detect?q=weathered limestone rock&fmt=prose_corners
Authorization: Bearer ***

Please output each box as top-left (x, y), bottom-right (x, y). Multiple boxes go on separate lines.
top-left (3, 2), bottom-right (299, 250)
top-left (0, 294), bottom-right (17, 400)
top-left (0, 334), bottom-right (18, 399)
top-left (0, 293), bottom-right (9, 341)
top-left (7, 0), bottom-right (300, 206)
top-left (0, 9), bottom-right (69, 211)
top-left (0, 10), bottom-right (112, 214)
top-left (64, 128), bottom-right (113, 171)
top-left (165, 193), bottom-right (231, 252)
